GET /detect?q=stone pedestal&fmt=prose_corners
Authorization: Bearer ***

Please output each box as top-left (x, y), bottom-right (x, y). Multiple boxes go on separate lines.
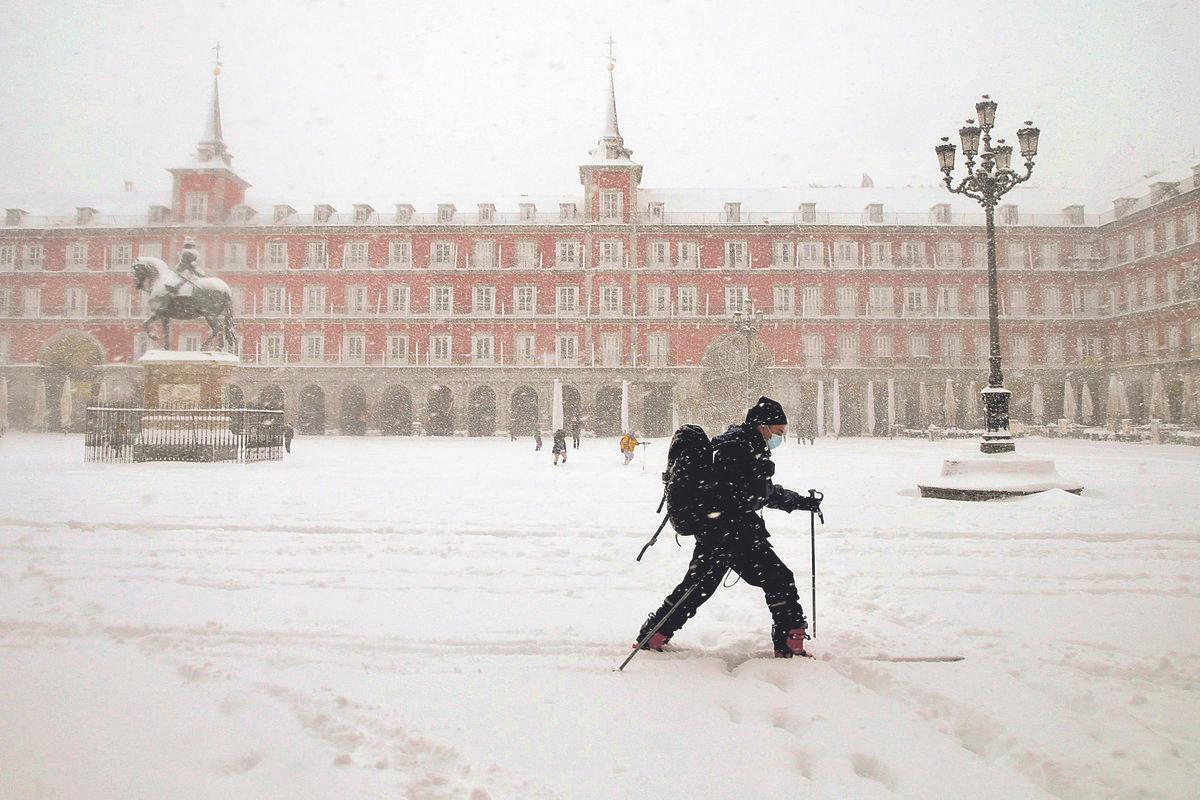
top-left (918, 453), bottom-right (1083, 501)
top-left (138, 350), bottom-right (239, 407)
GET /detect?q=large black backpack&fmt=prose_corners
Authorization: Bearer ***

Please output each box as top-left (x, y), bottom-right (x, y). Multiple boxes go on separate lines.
top-left (637, 425), bottom-right (718, 561)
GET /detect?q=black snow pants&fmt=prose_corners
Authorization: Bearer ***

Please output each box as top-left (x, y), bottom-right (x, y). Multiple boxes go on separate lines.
top-left (638, 523), bottom-right (806, 642)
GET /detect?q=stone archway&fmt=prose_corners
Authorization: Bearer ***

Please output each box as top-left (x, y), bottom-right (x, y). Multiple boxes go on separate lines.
top-left (341, 385), bottom-right (368, 435)
top-left (594, 385), bottom-right (622, 435)
top-left (38, 330), bottom-right (107, 430)
top-left (699, 333), bottom-right (773, 432)
top-left (468, 385), bottom-right (498, 436)
top-left (259, 385), bottom-right (285, 411)
top-left (227, 384), bottom-right (246, 408)
top-left (642, 385), bottom-right (673, 437)
top-left (378, 385), bottom-right (413, 435)
top-left (299, 385), bottom-right (326, 434)
top-left (509, 385), bottom-right (539, 436)
top-left (562, 384), bottom-right (582, 427)
top-left (427, 385), bottom-right (454, 436)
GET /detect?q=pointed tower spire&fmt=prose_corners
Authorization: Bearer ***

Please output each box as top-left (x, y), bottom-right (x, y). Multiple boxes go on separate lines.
top-left (195, 43), bottom-right (232, 166)
top-left (590, 35), bottom-right (633, 162)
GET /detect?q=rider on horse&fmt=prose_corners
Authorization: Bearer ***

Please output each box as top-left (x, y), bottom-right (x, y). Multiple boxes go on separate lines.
top-left (164, 237), bottom-right (206, 295)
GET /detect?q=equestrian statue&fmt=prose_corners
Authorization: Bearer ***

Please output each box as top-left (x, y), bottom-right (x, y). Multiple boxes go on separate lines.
top-left (132, 238), bottom-right (237, 351)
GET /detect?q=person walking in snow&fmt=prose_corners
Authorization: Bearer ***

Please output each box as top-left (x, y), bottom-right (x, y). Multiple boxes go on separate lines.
top-left (798, 413), bottom-right (816, 445)
top-left (552, 428), bottom-right (568, 465)
top-left (533, 428), bottom-right (543, 451)
top-left (619, 431), bottom-right (638, 465)
top-left (283, 423), bottom-right (294, 454)
top-left (571, 416), bottom-right (583, 449)
top-left (634, 397), bottom-right (822, 658)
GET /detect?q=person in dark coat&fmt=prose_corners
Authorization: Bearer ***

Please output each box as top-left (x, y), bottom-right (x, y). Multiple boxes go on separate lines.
top-left (533, 428), bottom-right (542, 451)
top-left (634, 396), bottom-right (821, 658)
top-left (571, 416), bottom-right (583, 449)
top-left (552, 428), bottom-right (568, 464)
top-left (283, 423), bottom-right (294, 453)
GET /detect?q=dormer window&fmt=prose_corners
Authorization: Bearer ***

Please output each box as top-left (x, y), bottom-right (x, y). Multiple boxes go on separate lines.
top-left (723, 202), bottom-right (741, 223)
top-left (798, 203), bottom-right (817, 224)
top-left (395, 204), bottom-right (415, 224)
top-left (1062, 205), bottom-right (1085, 226)
top-left (478, 204), bottom-right (496, 224)
top-left (185, 194), bottom-right (208, 223)
top-left (930, 204), bottom-right (951, 224)
top-left (999, 204), bottom-right (1019, 225)
top-left (647, 202), bottom-right (664, 222)
top-left (1150, 182), bottom-right (1179, 203)
top-left (230, 205), bottom-right (257, 224)
top-left (314, 204), bottom-right (336, 225)
top-left (437, 204), bottom-right (456, 224)
top-left (353, 204), bottom-right (374, 224)
top-left (519, 203), bottom-right (536, 222)
top-left (600, 191), bottom-right (623, 220)
top-left (76, 207), bottom-right (99, 226)
top-left (5, 209), bottom-right (28, 227)
top-left (865, 203), bottom-right (884, 224)
top-left (273, 205), bottom-right (296, 224)
top-left (1113, 197), bottom-right (1137, 218)
top-left (559, 203), bottom-right (578, 222)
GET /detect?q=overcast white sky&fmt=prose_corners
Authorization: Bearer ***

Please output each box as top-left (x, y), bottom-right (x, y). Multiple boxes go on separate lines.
top-left (1, 0), bottom-right (1198, 210)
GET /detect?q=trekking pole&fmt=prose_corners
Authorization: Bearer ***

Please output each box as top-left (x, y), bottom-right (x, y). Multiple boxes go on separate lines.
top-left (617, 569), bottom-right (727, 672)
top-left (808, 489), bottom-right (824, 638)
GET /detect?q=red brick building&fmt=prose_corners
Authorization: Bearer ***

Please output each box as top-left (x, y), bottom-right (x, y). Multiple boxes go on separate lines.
top-left (1, 64), bottom-right (1198, 437)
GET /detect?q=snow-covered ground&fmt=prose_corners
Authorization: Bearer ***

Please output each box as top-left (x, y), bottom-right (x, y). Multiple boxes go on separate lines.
top-left (1, 432), bottom-right (1198, 800)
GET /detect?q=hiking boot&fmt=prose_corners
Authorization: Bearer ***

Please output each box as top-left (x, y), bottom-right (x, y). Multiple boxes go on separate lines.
top-left (773, 626), bottom-right (810, 658)
top-left (633, 632), bottom-right (670, 652)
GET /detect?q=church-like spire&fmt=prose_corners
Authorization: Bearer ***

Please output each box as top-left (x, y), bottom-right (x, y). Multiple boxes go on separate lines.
top-left (195, 43), bottom-right (232, 167)
top-left (590, 36), bottom-right (633, 162)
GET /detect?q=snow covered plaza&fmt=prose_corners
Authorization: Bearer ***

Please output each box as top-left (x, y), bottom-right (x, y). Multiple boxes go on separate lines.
top-left (1, 432), bottom-right (1198, 799)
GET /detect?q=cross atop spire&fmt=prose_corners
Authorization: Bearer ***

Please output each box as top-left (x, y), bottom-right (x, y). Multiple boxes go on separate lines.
top-left (212, 41), bottom-right (223, 72)
top-left (589, 35), bottom-right (632, 162)
top-left (196, 48), bottom-right (232, 167)
top-left (605, 34), bottom-right (616, 65)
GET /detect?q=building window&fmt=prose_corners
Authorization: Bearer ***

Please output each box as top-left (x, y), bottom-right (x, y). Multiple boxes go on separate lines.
top-left (937, 285), bottom-right (960, 316)
top-left (803, 334), bottom-right (824, 366)
top-left (649, 241), bottom-right (670, 267)
top-left (386, 334), bottom-right (408, 364)
top-left (869, 286), bottom-right (894, 317)
top-left (389, 241), bottom-right (412, 268)
top-left (1037, 241), bottom-right (1059, 269)
top-left (900, 241), bottom-right (924, 267)
top-left (345, 285), bottom-right (368, 315)
top-left (649, 285), bottom-right (670, 316)
top-left (600, 191), bottom-right (623, 220)
top-left (514, 286), bottom-right (536, 315)
top-left (136, 241), bottom-right (162, 260)
top-left (303, 333), bottom-right (325, 362)
top-left (801, 286), bottom-right (822, 317)
top-left (725, 286), bottom-right (748, 314)
top-left (909, 334), bottom-right (929, 358)
top-left (0, 288), bottom-right (12, 316)
top-left (344, 241), bottom-right (369, 269)
top-left (430, 335), bottom-right (451, 364)
top-left (221, 242), bottom-right (245, 269)
top-left (185, 193), bottom-right (208, 222)
top-left (869, 241), bottom-right (891, 267)
top-left (0, 332), bottom-right (8, 363)
top-left (599, 240), bottom-right (622, 267)
top-left (0, 244), bottom-right (14, 271)
top-left (677, 286), bottom-right (698, 316)
top-left (1006, 243), bottom-right (1028, 270)
top-left (110, 286), bottom-right (132, 317)
top-left (1046, 334), bottom-right (1065, 364)
top-left (64, 286), bottom-right (87, 317)
top-left (430, 286), bottom-right (453, 314)
top-left (1041, 285), bottom-right (1061, 317)
top-left (259, 334), bottom-right (283, 364)
top-left (937, 240), bottom-right (961, 268)
top-left (263, 286), bottom-right (285, 314)
top-left (677, 241), bottom-right (698, 268)
top-left (600, 333), bottom-right (621, 366)
top-left (387, 285), bottom-right (409, 314)
top-left (22, 287), bottom-right (41, 317)
top-left (67, 243), bottom-right (88, 270)
top-left (903, 286), bottom-right (928, 316)
top-left (265, 241), bottom-right (288, 270)
top-left (1012, 335), bottom-right (1031, 364)
top-left (970, 240), bottom-right (986, 267)
top-left (343, 333), bottom-right (366, 364)
top-left (838, 333), bottom-right (859, 365)
top-left (472, 240), bottom-right (495, 269)
top-left (1167, 325), bottom-right (1181, 350)
top-left (834, 240), bottom-right (858, 266)
top-left (110, 243), bottom-right (133, 269)
top-left (431, 241), bottom-right (456, 268)
top-left (646, 333), bottom-right (669, 366)
top-left (799, 241), bottom-right (823, 266)
top-left (1006, 285), bottom-right (1027, 316)
top-left (601, 286), bottom-right (623, 315)
top-left (558, 240), bottom-right (581, 267)
top-left (836, 286), bottom-right (857, 316)
top-left (22, 244), bottom-right (44, 269)
top-left (974, 285), bottom-right (989, 315)
top-left (872, 334), bottom-right (893, 359)
top-left (303, 285), bottom-right (326, 315)
top-left (472, 334), bottom-right (495, 363)
top-left (515, 241), bottom-right (537, 269)
top-left (556, 334), bottom-right (579, 364)
top-left (724, 241), bottom-right (747, 269)
top-left (942, 334), bottom-right (962, 365)
top-left (773, 241), bottom-right (794, 267)
top-left (773, 286), bottom-right (794, 314)
top-left (473, 285), bottom-right (495, 314)
top-left (515, 333), bottom-right (536, 364)
top-left (556, 286), bottom-right (579, 314)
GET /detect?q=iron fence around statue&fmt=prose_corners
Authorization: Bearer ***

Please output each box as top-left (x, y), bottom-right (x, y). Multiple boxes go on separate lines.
top-left (84, 403), bottom-right (285, 463)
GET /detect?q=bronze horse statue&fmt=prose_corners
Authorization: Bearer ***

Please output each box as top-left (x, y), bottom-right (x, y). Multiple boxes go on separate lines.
top-left (132, 256), bottom-right (237, 351)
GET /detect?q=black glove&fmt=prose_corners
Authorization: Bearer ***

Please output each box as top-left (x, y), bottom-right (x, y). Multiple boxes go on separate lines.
top-left (769, 487), bottom-right (805, 512)
top-left (796, 494), bottom-right (822, 514)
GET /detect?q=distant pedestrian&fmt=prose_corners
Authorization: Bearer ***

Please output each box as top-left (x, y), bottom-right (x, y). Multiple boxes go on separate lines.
top-left (571, 416), bottom-right (583, 449)
top-left (619, 431), bottom-right (639, 465)
top-left (283, 423), bottom-right (294, 453)
top-left (798, 415), bottom-right (816, 445)
top-left (534, 428), bottom-right (543, 451)
top-left (552, 428), bottom-right (568, 465)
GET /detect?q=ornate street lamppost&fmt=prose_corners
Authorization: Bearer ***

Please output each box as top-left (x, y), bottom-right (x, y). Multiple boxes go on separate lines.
top-left (732, 300), bottom-right (764, 408)
top-left (936, 96), bottom-right (1040, 454)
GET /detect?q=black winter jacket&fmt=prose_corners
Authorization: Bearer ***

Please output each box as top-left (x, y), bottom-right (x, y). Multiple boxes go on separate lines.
top-left (709, 423), bottom-right (795, 539)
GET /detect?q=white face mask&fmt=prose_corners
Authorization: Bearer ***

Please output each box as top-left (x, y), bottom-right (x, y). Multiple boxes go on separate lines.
top-left (767, 433), bottom-right (784, 450)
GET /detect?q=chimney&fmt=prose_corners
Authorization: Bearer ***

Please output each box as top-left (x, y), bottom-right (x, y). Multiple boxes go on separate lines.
top-left (273, 204), bottom-right (296, 224)
top-left (75, 207), bottom-right (99, 225)
top-left (645, 202), bottom-right (663, 222)
top-left (865, 203), bottom-right (884, 223)
top-left (394, 203), bottom-right (415, 223)
top-left (999, 204), bottom-right (1019, 225)
top-left (5, 209), bottom-right (28, 226)
top-left (353, 204), bottom-right (374, 224)
top-left (313, 204), bottom-right (336, 224)
top-left (798, 203), bottom-right (817, 224)
top-left (929, 203), bottom-right (951, 224)
top-left (477, 203), bottom-right (496, 223)
top-left (148, 205), bottom-right (171, 224)
top-left (437, 203), bottom-right (456, 223)
top-left (1112, 197), bottom-right (1138, 218)
top-left (559, 203), bottom-right (578, 221)
top-left (723, 202), bottom-right (741, 222)
top-left (1150, 181), bottom-right (1179, 203)
top-left (518, 202), bottom-right (536, 222)
top-left (1062, 205), bottom-right (1085, 225)
top-left (231, 204), bottom-right (257, 224)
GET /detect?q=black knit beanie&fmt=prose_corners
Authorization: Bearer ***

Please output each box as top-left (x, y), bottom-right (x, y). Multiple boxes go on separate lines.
top-left (745, 396), bottom-right (787, 426)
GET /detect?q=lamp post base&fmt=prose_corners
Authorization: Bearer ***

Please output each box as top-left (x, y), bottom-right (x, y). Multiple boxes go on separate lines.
top-left (980, 385), bottom-right (1015, 454)
top-left (980, 435), bottom-right (1016, 454)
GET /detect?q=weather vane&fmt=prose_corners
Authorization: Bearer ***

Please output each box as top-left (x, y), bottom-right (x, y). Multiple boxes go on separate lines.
top-left (212, 41), bottom-right (223, 76)
top-left (605, 34), bottom-right (616, 69)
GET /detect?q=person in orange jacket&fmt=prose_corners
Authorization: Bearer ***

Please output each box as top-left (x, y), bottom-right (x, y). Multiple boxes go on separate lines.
top-left (619, 431), bottom-right (638, 465)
